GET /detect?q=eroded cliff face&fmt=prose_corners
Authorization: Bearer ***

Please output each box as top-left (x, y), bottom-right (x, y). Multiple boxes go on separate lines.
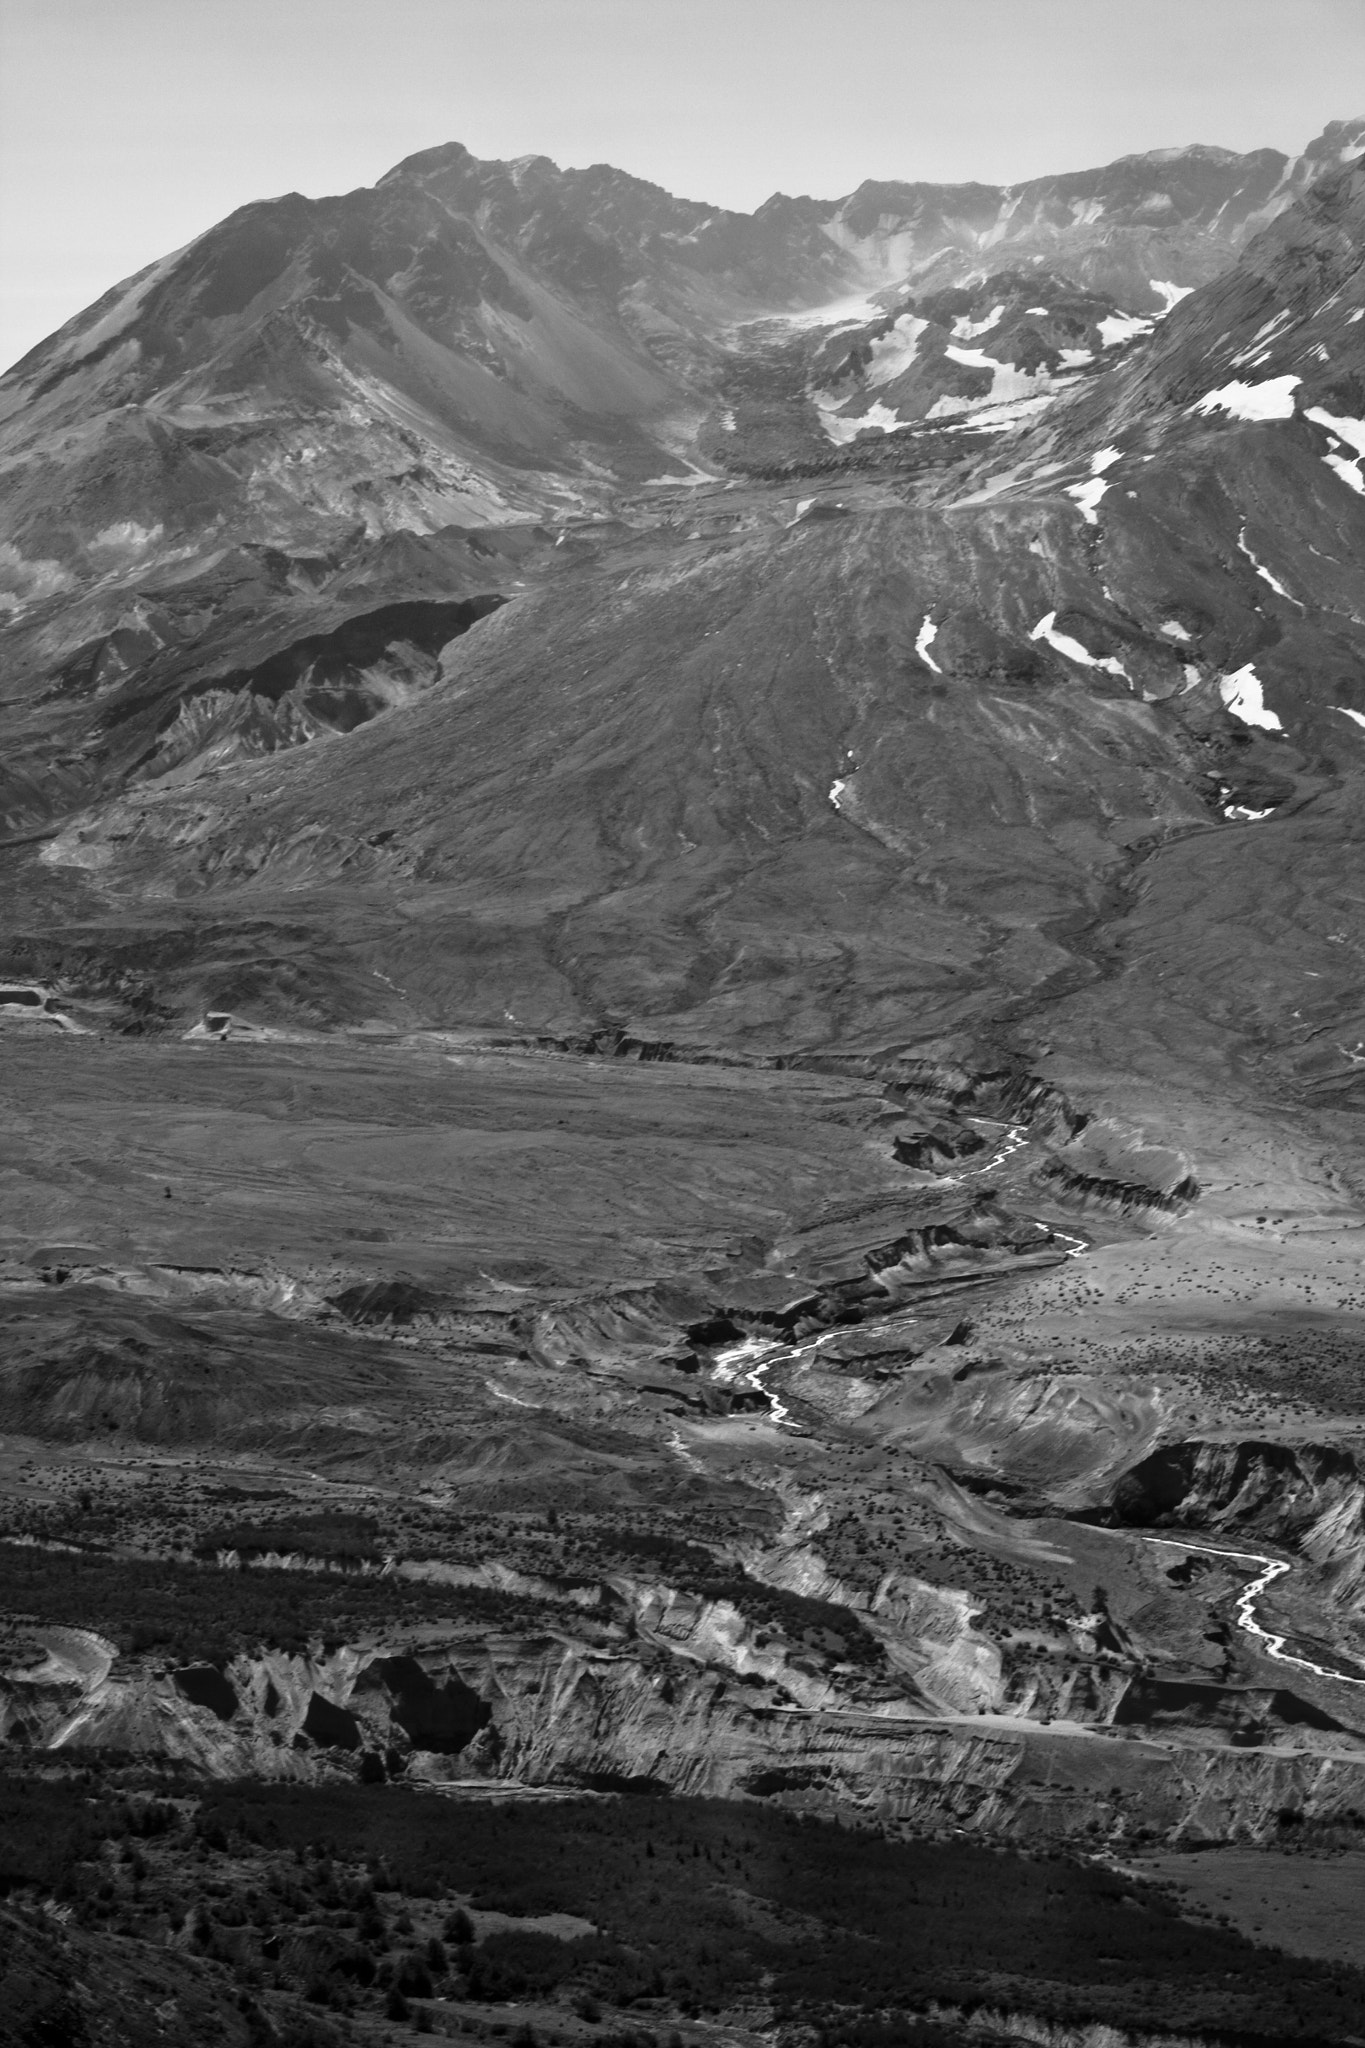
top-left (7, 1547), bottom-right (1364, 1847)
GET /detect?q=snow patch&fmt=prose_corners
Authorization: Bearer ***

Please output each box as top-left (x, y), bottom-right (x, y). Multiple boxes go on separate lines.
top-left (1065, 447), bottom-right (1121, 525)
top-left (1029, 611), bottom-right (1129, 681)
top-left (866, 313), bottom-right (929, 387)
top-left (950, 304), bottom-right (1004, 342)
top-left (939, 393), bottom-right (1059, 433)
top-left (1151, 279), bottom-right (1194, 314)
top-left (1335, 707), bottom-right (1365, 731)
top-left (915, 615), bottom-right (942, 673)
top-left (816, 399), bottom-right (902, 445)
top-left (1306, 406), bottom-right (1365, 457)
top-left (1194, 375), bottom-right (1300, 422)
top-left (1159, 620), bottom-right (1192, 642)
top-left (1098, 313), bottom-right (1154, 347)
top-left (1250, 310), bottom-right (1293, 346)
top-left (1219, 663), bottom-right (1283, 732)
top-left (828, 778), bottom-right (848, 811)
top-left (1224, 804), bottom-right (1275, 821)
top-left (720, 408), bottom-right (736, 432)
top-left (91, 520), bottom-right (164, 553)
top-left (1307, 406), bottom-right (1365, 494)
top-left (1236, 525), bottom-right (1298, 602)
top-left (1059, 347), bottom-right (1093, 367)
top-left (747, 291), bottom-right (886, 334)
top-left (1325, 452), bottom-right (1365, 494)
top-left (0, 543), bottom-right (75, 613)
top-left (1067, 479), bottom-right (1108, 524)
top-left (943, 344), bottom-right (1050, 406)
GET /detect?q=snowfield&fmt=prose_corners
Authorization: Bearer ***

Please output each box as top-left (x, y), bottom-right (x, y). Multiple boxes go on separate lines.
top-left (1195, 375), bottom-right (1300, 422)
top-left (1030, 611), bottom-right (1129, 681)
top-left (1066, 447), bottom-right (1122, 525)
top-left (1236, 525), bottom-right (1298, 601)
top-left (1220, 663), bottom-right (1284, 732)
top-left (1098, 312), bottom-right (1154, 347)
top-left (950, 304), bottom-right (1004, 342)
top-left (815, 398), bottom-right (902, 445)
top-left (915, 614), bottom-right (942, 673)
top-left (1306, 406), bottom-right (1365, 494)
top-left (866, 313), bottom-right (929, 387)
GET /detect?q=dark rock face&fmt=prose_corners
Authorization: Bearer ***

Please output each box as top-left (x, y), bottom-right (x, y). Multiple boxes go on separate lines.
top-left (359, 1656), bottom-right (491, 1753)
top-left (171, 1664), bottom-right (237, 1721)
top-left (301, 1692), bottom-right (361, 1750)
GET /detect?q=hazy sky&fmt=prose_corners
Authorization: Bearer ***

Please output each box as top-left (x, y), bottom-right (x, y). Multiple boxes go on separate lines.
top-left (3, 0), bottom-right (1364, 369)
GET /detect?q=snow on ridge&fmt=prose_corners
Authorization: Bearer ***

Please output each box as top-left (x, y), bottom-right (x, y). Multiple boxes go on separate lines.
top-left (1030, 611), bottom-right (1129, 682)
top-left (915, 615), bottom-right (942, 673)
top-left (1194, 376), bottom-right (1300, 422)
top-left (1219, 662), bottom-right (1284, 732)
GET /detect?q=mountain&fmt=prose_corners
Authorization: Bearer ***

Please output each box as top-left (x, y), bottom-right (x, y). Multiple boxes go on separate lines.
top-left (4, 121), bottom-right (1362, 581)
top-left (7, 119), bottom-right (1365, 2046)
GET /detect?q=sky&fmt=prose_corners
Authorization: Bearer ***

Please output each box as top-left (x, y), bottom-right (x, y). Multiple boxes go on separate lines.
top-left (3, 0), bottom-right (1364, 370)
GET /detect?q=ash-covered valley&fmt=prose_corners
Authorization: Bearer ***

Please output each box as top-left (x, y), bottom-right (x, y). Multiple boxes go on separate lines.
top-left (5, 118), bottom-right (1365, 2048)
